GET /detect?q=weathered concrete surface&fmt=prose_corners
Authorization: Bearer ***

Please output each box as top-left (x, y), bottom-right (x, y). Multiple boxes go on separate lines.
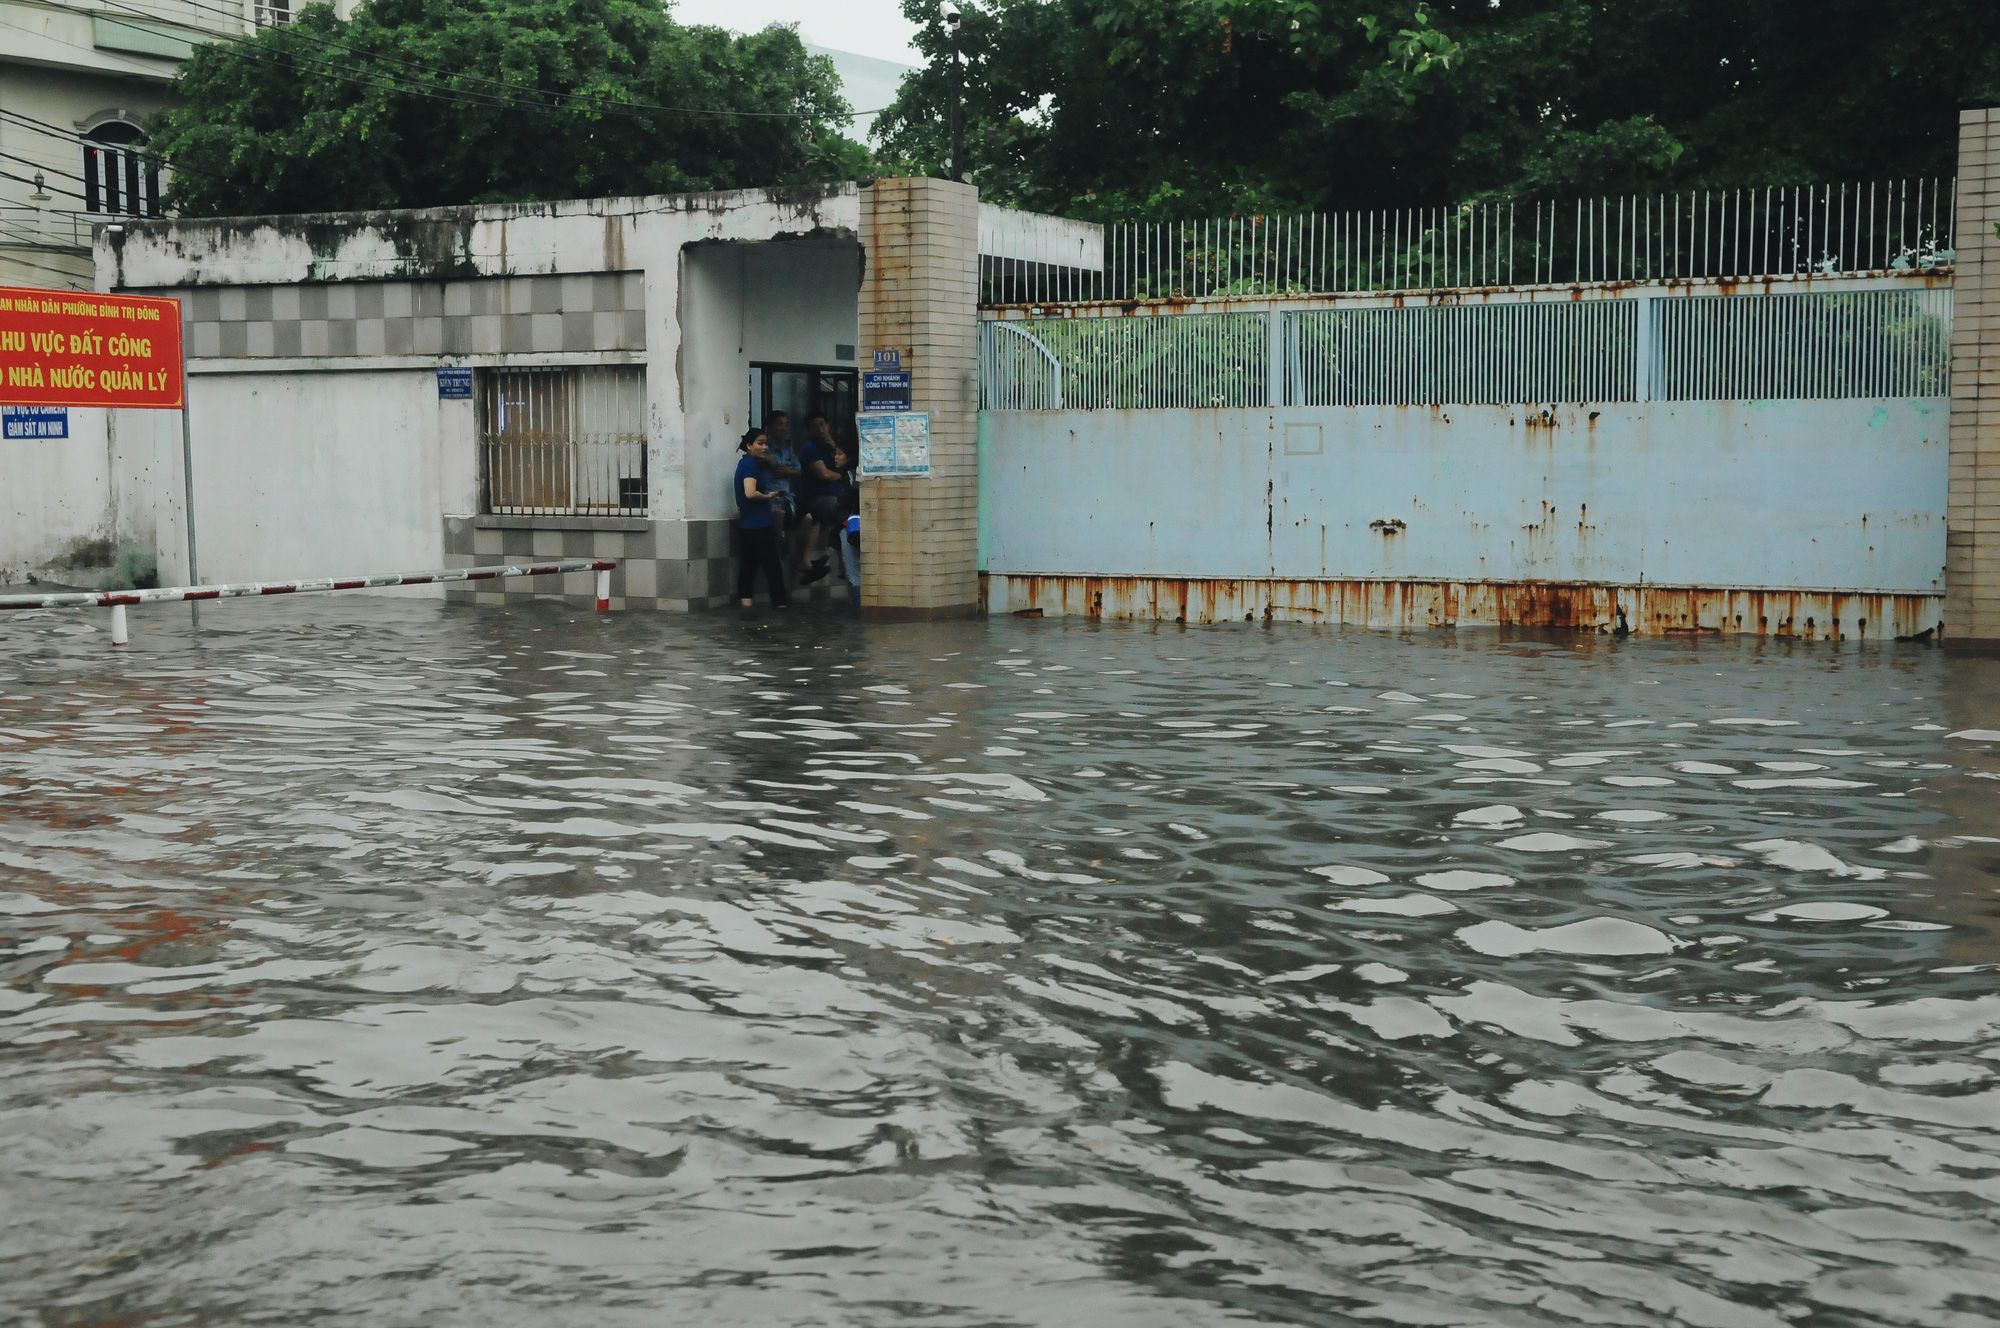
top-left (982, 572), bottom-right (1941, 638)
top-left (38, 187), bottom-right (864, 593)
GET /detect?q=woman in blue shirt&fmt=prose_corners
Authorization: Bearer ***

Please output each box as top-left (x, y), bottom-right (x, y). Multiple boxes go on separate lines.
top-left (734, 429), bottom-right (788, 608)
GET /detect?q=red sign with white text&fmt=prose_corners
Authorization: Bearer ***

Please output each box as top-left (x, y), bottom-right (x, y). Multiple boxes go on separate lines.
top-left (0, 285), bottom-right (183, 409)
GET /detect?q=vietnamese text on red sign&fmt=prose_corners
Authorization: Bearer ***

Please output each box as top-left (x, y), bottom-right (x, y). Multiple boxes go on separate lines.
top-left (0, 287), bottom-right (184, 409)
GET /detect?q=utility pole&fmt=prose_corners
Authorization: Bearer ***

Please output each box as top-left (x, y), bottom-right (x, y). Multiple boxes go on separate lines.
top-left (943, 3), bottom-right (963, 183)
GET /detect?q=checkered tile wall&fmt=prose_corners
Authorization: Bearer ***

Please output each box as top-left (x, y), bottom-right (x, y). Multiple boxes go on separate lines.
top-left (139, 272), bottom-right (646, 359)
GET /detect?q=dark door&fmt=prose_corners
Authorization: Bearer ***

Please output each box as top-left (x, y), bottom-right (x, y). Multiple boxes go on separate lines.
top-left (753, 365), bottom-right (858, 448)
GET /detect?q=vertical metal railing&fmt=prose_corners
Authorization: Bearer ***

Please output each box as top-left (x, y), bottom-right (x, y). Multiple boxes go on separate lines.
top-left (979, 179), bottom-right (1956, 305)
top-left (981, 278), bottom-right (1952, 411)
top-left (478, 365), bottom-right (647, 515)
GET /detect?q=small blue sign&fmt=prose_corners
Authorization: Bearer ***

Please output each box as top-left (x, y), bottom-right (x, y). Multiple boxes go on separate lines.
top-left (437, 366), bottom-right (474, 399)
top-left (2, 406), bottom-right (68, 439)
top-left (872, 348), bottom-right (901, 369)
top-left (862, 369), bottom-right (912, 413)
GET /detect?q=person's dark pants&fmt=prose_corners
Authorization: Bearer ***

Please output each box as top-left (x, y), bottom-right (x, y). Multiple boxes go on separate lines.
top-left (736, 526), bottom-right (788, 606)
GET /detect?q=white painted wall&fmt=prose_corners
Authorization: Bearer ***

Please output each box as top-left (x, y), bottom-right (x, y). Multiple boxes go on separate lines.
top-left (2, 409), bottom-right (112, 582)
top-left (981, 398), bottom-right (1947, 593)
top-left (8, 187), bottom-right (867, 587)
top-left (1, 405), bottom-right (180, 588)
top-left (680, 239), bottom-right (860, 521)
top-left (173, 367), bottom-right (472, 587)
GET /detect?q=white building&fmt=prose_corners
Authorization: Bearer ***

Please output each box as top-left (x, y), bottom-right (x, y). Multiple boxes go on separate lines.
top-left (0, 0), bottom-right (299, 290)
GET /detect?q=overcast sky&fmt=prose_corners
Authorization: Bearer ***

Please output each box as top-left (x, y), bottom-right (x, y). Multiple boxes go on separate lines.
top-left (670, 0), bottom-right (923, 66)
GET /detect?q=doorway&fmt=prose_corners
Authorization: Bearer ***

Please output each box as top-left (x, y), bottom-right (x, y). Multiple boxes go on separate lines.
top-left (749, 364), bottom-right (858, 447)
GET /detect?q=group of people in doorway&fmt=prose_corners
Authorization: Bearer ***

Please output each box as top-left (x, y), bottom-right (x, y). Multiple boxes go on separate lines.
top-left (733, 410), bottom-right (861, 609)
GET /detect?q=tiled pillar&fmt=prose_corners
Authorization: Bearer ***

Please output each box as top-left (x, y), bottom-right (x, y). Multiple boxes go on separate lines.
top-left (858, 177), bottom-right (980, 619)
top-left (1948, 109), bottom-right (2000, 642)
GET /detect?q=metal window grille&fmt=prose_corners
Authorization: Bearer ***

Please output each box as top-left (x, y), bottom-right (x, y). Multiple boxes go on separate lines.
top-left (977, 314), bottom-right (1268, 411)
top-left (1288, 301), bottom-right (1639, 406)
top-left (1653, 289), bottom-right (1952, 402)
top-left (82, 138), bottom-right (159, 218)
top-left (253, 0), bottom-right (293, 25)
top-left (478, 366), bottom-right (648, 515)
top-left (979, 179), bottom-right (1955, 306)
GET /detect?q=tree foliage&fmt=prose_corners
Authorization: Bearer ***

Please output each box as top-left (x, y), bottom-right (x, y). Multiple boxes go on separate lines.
top-left (154, 0), bottom-right (868, 216)
top-left (875, 0), bottom-right (2000, 220)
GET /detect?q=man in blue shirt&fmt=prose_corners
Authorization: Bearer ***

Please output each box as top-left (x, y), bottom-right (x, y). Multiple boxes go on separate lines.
top-left (733, 428), bottom-right (787, 608)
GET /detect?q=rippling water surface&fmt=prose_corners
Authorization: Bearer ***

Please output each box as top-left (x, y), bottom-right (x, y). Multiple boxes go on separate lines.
top-left (4, 600), bottom-right (1999, 1326)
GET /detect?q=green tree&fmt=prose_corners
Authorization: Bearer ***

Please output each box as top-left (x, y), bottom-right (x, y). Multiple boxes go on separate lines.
top-left (875, 0), bottom-right (2000, 220)
top-left (153, 0), bottom-right (869, 216)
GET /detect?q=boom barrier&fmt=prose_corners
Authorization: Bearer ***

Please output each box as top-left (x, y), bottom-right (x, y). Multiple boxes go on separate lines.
top-left (0, 559), bottom-right (618, 644)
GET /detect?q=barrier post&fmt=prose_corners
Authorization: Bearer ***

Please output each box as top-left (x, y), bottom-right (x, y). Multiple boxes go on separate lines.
top-left (180, 342), bottom-right (200, 628)
top-left (595, 568), bottom-right (611, 611)
top-left (110, 604), bottom-right (128, 645)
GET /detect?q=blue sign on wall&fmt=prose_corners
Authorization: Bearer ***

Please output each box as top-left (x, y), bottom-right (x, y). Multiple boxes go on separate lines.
top-left (872, 348), bottom-right (901, 369)
top-left (862, 370), bottom-right (912, 413)
top-left (437, 367), bottom-right (474, 399)
top-left (2, 406), bottom-right (68, 439)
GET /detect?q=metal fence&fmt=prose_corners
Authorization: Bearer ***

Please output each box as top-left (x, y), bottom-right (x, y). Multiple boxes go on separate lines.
top-left (981, 313), bottom-right (1269, 410)
top-left (1290, 301), bottom-right (1637, 407)
top-left (478, 365), bottom-right (647, 515)
top-left (980, 279), bottom-right (1951, 410)
top-left (980, 180), bottom-right (1955, 305)
top-left (1654, 287), bottom-right (1953, 402)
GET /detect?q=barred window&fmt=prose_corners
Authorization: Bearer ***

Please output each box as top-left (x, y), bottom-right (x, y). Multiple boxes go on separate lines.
top-left (478, 366), bottom-right (648, 515)
top-left (82, 123), bottom-right (159, 219)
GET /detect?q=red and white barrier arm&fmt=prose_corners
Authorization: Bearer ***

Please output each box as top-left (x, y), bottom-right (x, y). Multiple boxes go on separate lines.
top-left (0, 559), bottom-right (617, 644)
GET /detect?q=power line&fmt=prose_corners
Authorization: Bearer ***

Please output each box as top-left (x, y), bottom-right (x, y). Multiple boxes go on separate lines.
top-left (0, 168), bottom-right (88, 204)
top-left (0, 103), bottom-right (235, 184)
top-left (0, 251), bottom-right (95, 284)
top-left (0, 149), bottom-right (88, 186)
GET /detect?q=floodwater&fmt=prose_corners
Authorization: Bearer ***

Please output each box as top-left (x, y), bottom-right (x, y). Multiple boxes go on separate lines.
top-left (2, 600), bottom-right (1998, 1328)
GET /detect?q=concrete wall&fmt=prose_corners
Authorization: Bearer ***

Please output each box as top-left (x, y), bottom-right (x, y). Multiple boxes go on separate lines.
top-left (982, 398), bottom-right (1948, 635)
top-left (174, 367), bottom-right (473, 585)
top-left (679, 238), bottom-right (861, 523)
top-left (22, 187), bottom-right (865, 602)
top-left (0, 405), bottom-right (177, 589)
top-left (1948, 109), bottom-right (2000, 642)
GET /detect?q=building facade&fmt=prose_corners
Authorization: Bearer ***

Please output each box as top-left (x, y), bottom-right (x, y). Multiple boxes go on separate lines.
top-left (0, 0), bottom-right (300, 290)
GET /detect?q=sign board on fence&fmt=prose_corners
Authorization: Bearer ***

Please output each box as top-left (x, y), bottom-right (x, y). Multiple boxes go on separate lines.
top-left (2, 405), bottom-right (68, 439)
top-left (0, 286), bottom-right (183, 409)
top-left (857, 412), bottom-right (930, 478)
top-left (437, 366), bottom-right (473, 399)
top-left (862, 369), bottom-right (911, 412)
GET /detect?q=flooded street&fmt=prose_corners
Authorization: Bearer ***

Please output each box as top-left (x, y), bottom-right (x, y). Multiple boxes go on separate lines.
top-left (3, 600), bottom-right (1999, 1327)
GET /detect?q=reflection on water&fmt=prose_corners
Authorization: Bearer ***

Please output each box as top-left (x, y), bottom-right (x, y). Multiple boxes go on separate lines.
top-left (3, 600), bottom-right (1998, 1326)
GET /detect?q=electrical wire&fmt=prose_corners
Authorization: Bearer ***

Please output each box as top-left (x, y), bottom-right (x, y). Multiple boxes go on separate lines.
top-left (0, 149), bottom-right (89, 186)
top-left (0, 105), bottom-right (236, 183)
top-left (0, 169), bottom-right (89, 204)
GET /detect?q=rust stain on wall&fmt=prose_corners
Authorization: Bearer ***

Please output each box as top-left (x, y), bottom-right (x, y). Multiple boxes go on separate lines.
top-left (987, 574), bottom-right (1943, 640)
